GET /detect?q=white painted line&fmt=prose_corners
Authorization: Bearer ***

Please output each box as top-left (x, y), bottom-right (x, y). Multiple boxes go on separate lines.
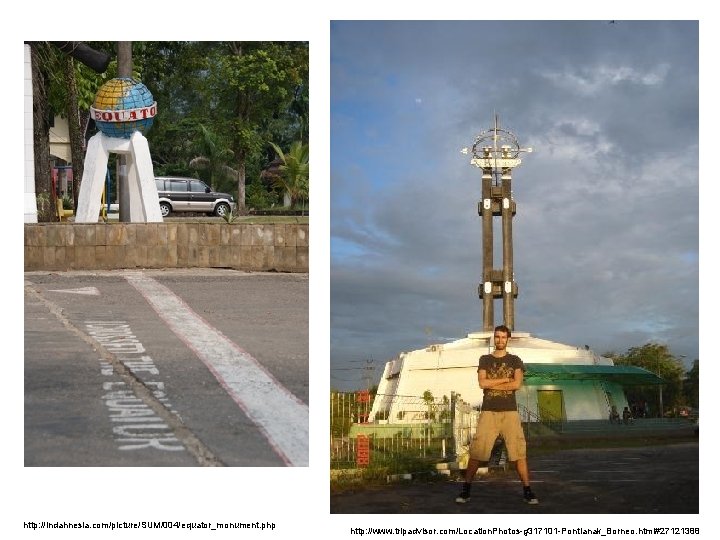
top-left (48, 286), bottom-right (101, 295)
top-left (124, 273), bottom-right (308, 466)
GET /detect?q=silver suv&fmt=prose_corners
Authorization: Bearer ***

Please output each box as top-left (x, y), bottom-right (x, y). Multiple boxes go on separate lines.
top-left (155, 177), bottom-right (236, 218)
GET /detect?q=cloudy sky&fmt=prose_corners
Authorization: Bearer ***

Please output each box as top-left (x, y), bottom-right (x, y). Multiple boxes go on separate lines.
top-left (330, 20), bottom-right (699, 391)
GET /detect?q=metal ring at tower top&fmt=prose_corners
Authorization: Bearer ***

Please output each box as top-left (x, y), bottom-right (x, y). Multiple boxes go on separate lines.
top-left (471, 128), bottom-right (521, 160)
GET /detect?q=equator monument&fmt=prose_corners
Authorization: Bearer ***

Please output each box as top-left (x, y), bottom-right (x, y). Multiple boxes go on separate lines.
top-left (368, 117), bottom-right (662, 425)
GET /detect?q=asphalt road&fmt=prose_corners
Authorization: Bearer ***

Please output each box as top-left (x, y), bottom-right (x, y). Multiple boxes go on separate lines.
top-left (24, 269), bottom-right (308, 467)
top-left (330, 442), bottom-right (699, 514)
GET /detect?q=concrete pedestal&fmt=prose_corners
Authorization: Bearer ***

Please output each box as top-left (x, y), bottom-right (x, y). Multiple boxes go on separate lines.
top-left (75, 131), bottom-right (162, 223)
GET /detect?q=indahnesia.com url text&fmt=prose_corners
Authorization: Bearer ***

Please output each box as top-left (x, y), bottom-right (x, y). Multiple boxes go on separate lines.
top-left (24, 521), bottom-right (276, 531)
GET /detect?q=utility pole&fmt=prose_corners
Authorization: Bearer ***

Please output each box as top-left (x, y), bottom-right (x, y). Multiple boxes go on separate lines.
top-left (117, 42), bottom-right (132, 222)
top-left (363, 358), bottom-right (375, 393)
top-left (657, 354), bottom-right (664, 418)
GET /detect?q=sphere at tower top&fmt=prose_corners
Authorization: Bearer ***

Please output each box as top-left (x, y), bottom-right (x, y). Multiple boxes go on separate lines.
top-left (91, 77), bottom-right (157, 138)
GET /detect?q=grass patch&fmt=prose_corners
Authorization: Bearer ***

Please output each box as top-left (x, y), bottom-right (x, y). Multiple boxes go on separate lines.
top-left (330, 468), bottom-right (448, 495)
top-left (330, 456), bottom-right (446, 493)
top-left (87, 215), bottom-right (308, 225)
top-left (233, 216), bottom-right (308, 224)
top-left (163, 215), bottom-right (308, 224)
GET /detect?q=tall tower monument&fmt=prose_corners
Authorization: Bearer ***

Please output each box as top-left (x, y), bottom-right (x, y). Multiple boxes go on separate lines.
top-left (462, 116), bottom-right (532, 331)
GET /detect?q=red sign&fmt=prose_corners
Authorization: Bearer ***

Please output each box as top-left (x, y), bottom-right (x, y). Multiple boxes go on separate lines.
top-left (357, 390), bottom-right (369, 403)
top-left (356, 435), bottom-right (370, 467)
top-left (91, 102), bottom-right (158, 123)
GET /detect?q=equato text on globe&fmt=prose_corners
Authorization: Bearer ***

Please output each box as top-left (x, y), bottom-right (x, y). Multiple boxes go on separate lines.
top-left (90, 77), bottom-right (157, 138)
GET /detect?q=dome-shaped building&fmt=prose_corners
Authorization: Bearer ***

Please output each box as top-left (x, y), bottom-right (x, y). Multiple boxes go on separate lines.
top-left (370, 330), bottom-right (661, 424)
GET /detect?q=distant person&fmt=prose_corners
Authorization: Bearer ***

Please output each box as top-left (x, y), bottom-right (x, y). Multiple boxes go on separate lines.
top-left (456, 325), bottom-right (539, 505)
top-left (623, 406), bottom-right (633, 424)
top-left (609, 405), bottom-right (620, 423)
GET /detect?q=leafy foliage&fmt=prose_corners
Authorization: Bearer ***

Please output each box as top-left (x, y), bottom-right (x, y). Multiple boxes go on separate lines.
top-left (605, 343), bottom-right (691, 416)
top-left (205, 42), bottom-right (308, 209)
top-left (269, 141), bottom-right (309, 213)
top-left (682, 359), bottom-right (698, 409)
top-left (35, 41), bottom-right (308, 213)
top-left (246, 178), bottom-right (280, 210)
top-left (188, 124), bottom-right (236, 192)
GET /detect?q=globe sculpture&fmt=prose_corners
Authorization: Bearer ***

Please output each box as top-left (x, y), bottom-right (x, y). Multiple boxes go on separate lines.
top-left (75, 76), bottom-right (162, 223)
top-left (90, 77), bottom-right (157, 138)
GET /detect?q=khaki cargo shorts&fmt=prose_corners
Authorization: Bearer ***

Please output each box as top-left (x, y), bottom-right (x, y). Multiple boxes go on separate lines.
top-left (469, 410), bottom-right (527, 461)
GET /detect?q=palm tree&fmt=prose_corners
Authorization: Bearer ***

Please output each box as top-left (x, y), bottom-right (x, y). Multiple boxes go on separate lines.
top-left (189, 124), bottom-right (237, 194)
top-left (268, 141), bottom-right (309, 215)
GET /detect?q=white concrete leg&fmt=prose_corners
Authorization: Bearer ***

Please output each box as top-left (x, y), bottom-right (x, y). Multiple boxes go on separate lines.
top-left (76, 131), bottom-right (162, 223)
top-left (126, 151), bottom-right (145, 221)
top-left (130, 132), bottom-right (163, 222)
top-left (75, 133), bottom-right (109, 222)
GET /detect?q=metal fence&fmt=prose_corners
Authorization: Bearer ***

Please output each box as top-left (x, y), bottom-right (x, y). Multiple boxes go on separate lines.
top-left (451, 394), bottom-right (480, 466)
top-left (330, 391), bottom-right (477, 473)
top-left (330, 391), bottom-right (599, 477)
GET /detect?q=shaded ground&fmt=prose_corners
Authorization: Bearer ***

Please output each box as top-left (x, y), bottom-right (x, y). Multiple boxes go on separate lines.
top-left (331, 441), bottom-right (698, 513)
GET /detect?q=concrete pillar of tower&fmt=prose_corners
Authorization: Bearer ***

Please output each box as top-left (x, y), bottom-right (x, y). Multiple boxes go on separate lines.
top-left (501, 168), bottom-right (514, 330)
top-left (481, 168), bottom-right (494, 331)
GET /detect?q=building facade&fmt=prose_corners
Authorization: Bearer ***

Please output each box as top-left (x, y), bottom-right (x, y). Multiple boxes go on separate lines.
top-left (370, 331), bottom-right (660, 423)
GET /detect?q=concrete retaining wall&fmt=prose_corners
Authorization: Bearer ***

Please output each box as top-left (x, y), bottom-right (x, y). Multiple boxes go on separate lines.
top-left (24, 222), bottom-right (308, 272)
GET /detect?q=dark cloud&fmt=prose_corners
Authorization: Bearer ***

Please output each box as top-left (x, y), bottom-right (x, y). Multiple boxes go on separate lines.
top-left (331, 21), bottom-right (699, 390)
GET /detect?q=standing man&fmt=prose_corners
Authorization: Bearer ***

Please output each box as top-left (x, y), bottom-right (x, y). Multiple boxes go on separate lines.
top-left (456, 324), bottom-right (539, 505)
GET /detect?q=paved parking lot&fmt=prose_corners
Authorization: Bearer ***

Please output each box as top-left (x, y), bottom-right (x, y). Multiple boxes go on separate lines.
top-left (331, 441), bottom-right (699, 514)
top-left (25, 269), bottom-right (308, 467)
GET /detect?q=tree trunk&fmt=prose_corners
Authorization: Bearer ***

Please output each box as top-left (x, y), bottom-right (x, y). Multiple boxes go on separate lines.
top-left (237, 158), bottom-right (246, 212)
top-left (31, 43), bottom-right (57, 222)
top-left (74, 109), bottom-right (90, 211)
top-left (117, 42), bottom-right (132, 222)
top-left (230, 41), bottom-right (246, 212)
top-left (64, 56), bottom-right (85, 212)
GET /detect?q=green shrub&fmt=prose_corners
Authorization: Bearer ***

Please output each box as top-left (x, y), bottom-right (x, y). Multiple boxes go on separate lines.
top-left (246, 180), bottom-right (279, 210)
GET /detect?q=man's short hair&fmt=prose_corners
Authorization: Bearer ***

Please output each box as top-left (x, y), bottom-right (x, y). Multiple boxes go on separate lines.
top-left (494, 324), bottom-right (511, 338)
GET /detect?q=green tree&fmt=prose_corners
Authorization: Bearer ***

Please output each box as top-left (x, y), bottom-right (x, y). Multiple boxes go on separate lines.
top-left (135, 41), bottom-right (307, 209)
top-left (208, 42), bottom-right (308, 211)
top-left (683, 359), bottom-right (699, 409)
top-left (136, 42), bottom-right (212, 177)
top-left (47, 42), bottom-right (117, 209)
top-left (268, 141), bottom-right (309, 213)
top-left (30, 41), bottom-right (307, 217)
top-left (30, 42), bottom-right (57, 222)
top-left (611, 343), bottom-right (686, 416)
top-left (188, 124), bottom-right (237, 193)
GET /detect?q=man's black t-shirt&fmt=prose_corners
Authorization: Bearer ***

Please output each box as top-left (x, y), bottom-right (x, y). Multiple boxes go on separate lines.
top-left (477, 353), bottom-right (525, 412)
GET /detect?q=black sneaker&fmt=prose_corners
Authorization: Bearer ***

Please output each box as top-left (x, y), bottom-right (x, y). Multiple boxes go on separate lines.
top-left (455, 484), bottom-right (471, 504)
top-left (523, 487), bottom-right (539, 505)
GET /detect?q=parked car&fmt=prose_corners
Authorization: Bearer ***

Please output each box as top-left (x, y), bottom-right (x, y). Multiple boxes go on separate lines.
top-left (155, 177), bottom-right (236, 218)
